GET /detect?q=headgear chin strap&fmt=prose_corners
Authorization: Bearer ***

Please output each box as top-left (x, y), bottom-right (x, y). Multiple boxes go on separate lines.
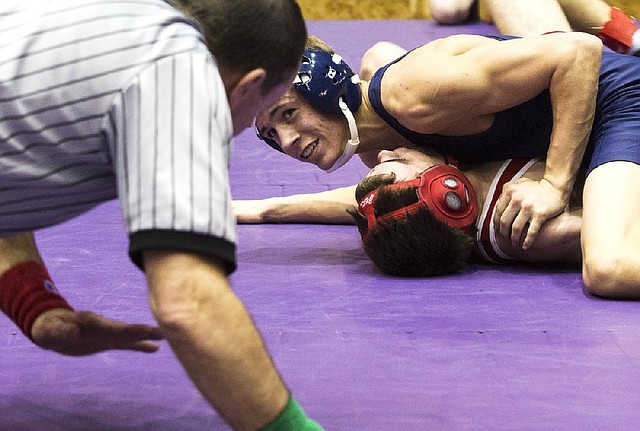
top-left (324, 98), bottom-right (360, 173)
top-left (256, 49), bottom-right (362, 170)
top-left (358, 164), bottom-right (478, 240)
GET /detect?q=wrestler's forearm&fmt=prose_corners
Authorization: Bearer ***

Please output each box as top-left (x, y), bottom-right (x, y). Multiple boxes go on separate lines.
top-left (498, 211), bottom-right (582, 264)
top-left (234, 185), bottom-right (357, 224)
top-left (544, 33), bottom-right (602, 204)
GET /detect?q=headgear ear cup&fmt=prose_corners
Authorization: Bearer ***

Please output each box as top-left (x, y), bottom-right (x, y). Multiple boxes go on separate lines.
top-left (358, 165), bottom-right (478, 241)
top-left (420, 167), bottom-right (477, 229)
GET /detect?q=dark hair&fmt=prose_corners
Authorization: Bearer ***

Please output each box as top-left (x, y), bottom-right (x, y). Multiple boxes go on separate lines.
top-left (177, 0), bottom-right (307, 92)
top-left (349, 174), bottom-right (474, 277)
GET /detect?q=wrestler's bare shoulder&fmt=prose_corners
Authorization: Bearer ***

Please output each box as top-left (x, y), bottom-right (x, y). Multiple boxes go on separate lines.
top-left (411, 34), bottom-right (499, 57)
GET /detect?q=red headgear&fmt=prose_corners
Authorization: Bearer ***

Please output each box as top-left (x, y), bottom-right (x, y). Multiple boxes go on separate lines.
top-left (358, 164), bottom-right (478, 241)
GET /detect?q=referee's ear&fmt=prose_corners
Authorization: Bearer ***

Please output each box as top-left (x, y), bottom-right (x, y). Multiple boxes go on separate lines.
top-left (226, 68), bottom-right (269, 135)
top-left (227, 68), bottom-right (267, 107)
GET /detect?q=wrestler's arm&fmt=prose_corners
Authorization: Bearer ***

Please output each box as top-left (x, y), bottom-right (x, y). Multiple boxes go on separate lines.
top-left (494, 209), bottom-right (583, 265)
top-left (234, 151), bottom-right (379, 224)
top-left (386, 32), bottom-right (602, 249)
top-left (492, 33), bottom-right (600, 250)
top-left (234, 185), bottom-right (357, 224)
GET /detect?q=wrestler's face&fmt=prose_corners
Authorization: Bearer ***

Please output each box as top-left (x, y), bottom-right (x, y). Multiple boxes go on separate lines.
top-left (255, 89), bottom-right (350, 170)
top-left (366, 147), bottom-right (444, 181)
top-left (232, 78), bottom-right (294, 136)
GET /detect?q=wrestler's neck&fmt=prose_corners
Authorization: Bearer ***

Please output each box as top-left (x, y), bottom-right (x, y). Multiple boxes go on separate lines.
top-left (354, 81), bottom-right (414, 153)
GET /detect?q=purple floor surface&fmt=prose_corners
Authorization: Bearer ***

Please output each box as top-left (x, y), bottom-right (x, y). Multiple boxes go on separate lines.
top-left (1, 20), bottom-right (639, 431)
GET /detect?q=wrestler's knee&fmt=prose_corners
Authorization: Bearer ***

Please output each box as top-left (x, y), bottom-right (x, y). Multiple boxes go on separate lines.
top-left (582, 250), bottom-right (639, 299)
top-left (429, 0), bottom-right (474, 24)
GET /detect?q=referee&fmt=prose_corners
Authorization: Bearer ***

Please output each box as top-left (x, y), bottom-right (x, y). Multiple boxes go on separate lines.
top-left (0, 0), bottom-right (321, 429)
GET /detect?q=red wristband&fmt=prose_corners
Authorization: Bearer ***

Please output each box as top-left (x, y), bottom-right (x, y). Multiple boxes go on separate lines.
top-left (0, 261), bottom-right (73, 340)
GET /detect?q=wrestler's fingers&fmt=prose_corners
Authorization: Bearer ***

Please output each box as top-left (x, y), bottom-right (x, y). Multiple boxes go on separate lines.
top-left (510, 209), bottom-right (531, 248)
top-left (521, 216), bottom-right (542, 250)
top-left (495, 201), bottom-right (521, 239)
top-left (493, 192), bottom-right (510, 225)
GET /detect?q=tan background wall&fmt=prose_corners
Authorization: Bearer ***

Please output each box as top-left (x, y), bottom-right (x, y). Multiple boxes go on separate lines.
top-left (298, 0), bottom-right (639, 20)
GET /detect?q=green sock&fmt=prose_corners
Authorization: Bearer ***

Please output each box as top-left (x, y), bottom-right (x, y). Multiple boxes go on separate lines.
top-left (259, 396), bottom-right (324, 431)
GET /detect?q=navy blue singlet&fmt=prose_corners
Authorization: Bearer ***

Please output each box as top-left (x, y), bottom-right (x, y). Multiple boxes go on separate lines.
top-left (368, 36), bottom-right (640, 175)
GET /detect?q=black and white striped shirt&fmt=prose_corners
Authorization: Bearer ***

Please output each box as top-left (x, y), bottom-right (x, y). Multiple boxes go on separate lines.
top-left (0, 0), bottom-right (237, 272)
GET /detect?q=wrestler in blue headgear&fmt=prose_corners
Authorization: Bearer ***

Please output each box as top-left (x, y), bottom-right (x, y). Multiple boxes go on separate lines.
top-left (257, 48), bottom-right (362, 172)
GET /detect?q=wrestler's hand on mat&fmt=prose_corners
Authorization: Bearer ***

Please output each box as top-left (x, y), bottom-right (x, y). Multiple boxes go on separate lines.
top-left (233, 199), bottom-right (269, 223)
top-left (30, 308), bottom-right (163, 356)
top-left (493, 178), bottom-right (566, 250)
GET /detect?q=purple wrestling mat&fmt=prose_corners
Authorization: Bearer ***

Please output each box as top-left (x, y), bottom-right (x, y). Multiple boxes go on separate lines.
top-left (1, 20), bottom-right (639, 431)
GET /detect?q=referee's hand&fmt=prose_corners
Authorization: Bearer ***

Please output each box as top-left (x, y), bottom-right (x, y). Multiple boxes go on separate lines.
top-left (30, 308), bottom-right (163, 356)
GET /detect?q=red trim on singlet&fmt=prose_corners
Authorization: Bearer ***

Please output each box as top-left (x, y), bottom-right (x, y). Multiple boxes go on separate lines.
top-left (475, 159), bottom-right (536, 264)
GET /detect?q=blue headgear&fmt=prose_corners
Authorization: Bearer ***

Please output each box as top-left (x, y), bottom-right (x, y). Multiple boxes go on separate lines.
top-left (295, 48), bottom-right (362, 115)
top-left (257, 49), bottom-right (362, 172)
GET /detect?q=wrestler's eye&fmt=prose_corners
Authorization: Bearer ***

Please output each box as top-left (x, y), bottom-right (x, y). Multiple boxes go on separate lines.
top-left (387, 157), bottom-right (409, 164)
top-left (283, 108), bottom-right (295, 121)
top-left (265, 128), bottom-right (277, 140)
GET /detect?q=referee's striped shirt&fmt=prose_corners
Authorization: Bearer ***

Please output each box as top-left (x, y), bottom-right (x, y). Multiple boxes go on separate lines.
top-left (0, 0), bottom-right (237, 272)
